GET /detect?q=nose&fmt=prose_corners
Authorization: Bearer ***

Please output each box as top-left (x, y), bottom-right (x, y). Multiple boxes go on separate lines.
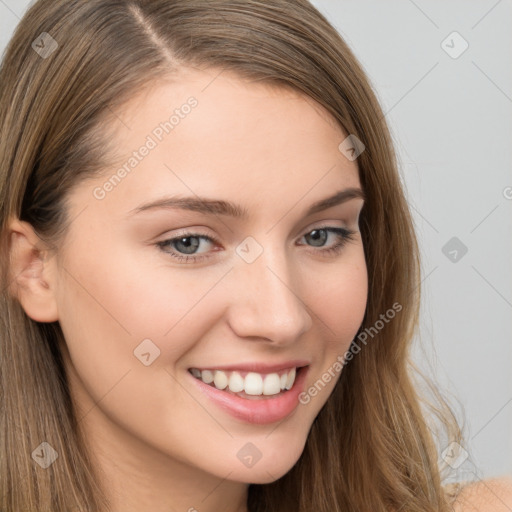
top-left (226, 244), bottom-right (313, 345)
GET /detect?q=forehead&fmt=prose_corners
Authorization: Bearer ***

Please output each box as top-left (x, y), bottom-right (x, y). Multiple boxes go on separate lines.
top-left (107, 66), bottom-right (349, 159)
top-left (71, 67), bottom-right (361, 224)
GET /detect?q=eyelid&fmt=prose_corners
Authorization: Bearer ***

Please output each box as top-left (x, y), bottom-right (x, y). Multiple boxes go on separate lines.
top-left (156, 223), bottom-right (358, 265)
top-left (156, 220), bottom-right (354, 245)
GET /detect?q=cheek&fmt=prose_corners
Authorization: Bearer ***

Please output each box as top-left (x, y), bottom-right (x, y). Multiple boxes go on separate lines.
top-left (313, 254), bottom-right (366, 352)
top-left (56, 240), bottom-right (231, 371)
top-left (55, 245), bottom-right (231, 442)
top-left (296, 255), bottom-right (367, 411)
top-left (311, 252), bottom-right (368, 350)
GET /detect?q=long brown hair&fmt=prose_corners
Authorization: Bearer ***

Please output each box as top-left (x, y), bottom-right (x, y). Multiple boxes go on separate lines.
top-left (0, 1), bottom-right (463, 510)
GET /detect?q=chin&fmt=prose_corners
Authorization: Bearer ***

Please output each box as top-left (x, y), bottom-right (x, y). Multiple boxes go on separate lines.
top-left (228, 440), bottom-right (306, 484)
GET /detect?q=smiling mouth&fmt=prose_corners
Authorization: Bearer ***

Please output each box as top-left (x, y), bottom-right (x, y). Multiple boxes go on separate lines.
top-left (188, 366), bottom-right (307, 399)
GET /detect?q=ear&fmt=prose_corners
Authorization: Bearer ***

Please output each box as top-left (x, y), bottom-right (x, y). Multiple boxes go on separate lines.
top-left (7, 217), bottom-right (59, 322)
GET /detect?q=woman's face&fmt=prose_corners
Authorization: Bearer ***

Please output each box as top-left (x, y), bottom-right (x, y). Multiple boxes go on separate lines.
top-left (44, 68), bottom-right (367, 487)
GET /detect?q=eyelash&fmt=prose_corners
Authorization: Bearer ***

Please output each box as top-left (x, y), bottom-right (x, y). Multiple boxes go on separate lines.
top-left (156, 226), bottom-right (357, 264)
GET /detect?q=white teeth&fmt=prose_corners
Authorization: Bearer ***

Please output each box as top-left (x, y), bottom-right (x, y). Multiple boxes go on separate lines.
top-left (201, 369), bottom-right (214, 384)
top-left (280, 373), bottom-right (287, 390)
top-left (213, 370), bottom-right (228, 390)
top-left (244, 372), bottom-right (263, 395)
top-left (285, 367), bottom-right (296, 390)
top-left (191, 367), bottom-right (299, 396)
top-left (228, 371), bottom-right (244, 393)
top-left (263, 373), bottom-right (281, 395)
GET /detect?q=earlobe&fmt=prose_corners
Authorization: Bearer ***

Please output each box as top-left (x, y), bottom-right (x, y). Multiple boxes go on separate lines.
top-left (7, 217), bottom-right (59, 323)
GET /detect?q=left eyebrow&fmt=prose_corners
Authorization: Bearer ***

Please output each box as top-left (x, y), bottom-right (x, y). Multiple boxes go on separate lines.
top-left (127, 187), bottom-right (365, 218)
top-left (305, 187), bottom-right (365, 215)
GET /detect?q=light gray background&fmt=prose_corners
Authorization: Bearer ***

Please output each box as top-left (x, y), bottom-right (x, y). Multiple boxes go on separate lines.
top-left (1, 0), bottom-right (511, 481)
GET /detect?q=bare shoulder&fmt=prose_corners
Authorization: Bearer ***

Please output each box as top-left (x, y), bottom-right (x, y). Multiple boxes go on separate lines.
top-left (450, 476), bottom-right (512, 512)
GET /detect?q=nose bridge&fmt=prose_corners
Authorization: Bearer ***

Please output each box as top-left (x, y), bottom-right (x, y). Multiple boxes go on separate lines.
top-left (227, 238), bottom-right (313, 343)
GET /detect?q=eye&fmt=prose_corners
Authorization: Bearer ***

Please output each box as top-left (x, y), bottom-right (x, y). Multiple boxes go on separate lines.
top-left (299, 226), bottom-right (357, 256)
top-left (156, 231), bottom-right (216, 263)
top-left (156, 226), bottom-right (358, 264)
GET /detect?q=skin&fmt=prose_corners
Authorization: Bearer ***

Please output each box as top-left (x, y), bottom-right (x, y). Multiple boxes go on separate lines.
top-left (8, 67), bottom-right (368, 511)
top-left (452, 478), bottom-right (512, 512)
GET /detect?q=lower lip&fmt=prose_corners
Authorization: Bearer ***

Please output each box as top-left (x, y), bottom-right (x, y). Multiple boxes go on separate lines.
top-left (189, 367), bottom-right (309, 424)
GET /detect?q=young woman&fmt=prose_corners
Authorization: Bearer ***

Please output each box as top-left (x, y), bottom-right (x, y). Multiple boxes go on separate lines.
top-left (1, 1), bottom-right (511, 511)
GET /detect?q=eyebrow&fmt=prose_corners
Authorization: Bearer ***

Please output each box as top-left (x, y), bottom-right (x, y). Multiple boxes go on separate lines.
top-left (128, 187), bottom-right (365, 219)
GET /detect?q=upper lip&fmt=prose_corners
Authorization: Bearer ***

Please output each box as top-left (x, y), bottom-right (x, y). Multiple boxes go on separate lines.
top-left (188, 360), bottom-right (310, 374)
